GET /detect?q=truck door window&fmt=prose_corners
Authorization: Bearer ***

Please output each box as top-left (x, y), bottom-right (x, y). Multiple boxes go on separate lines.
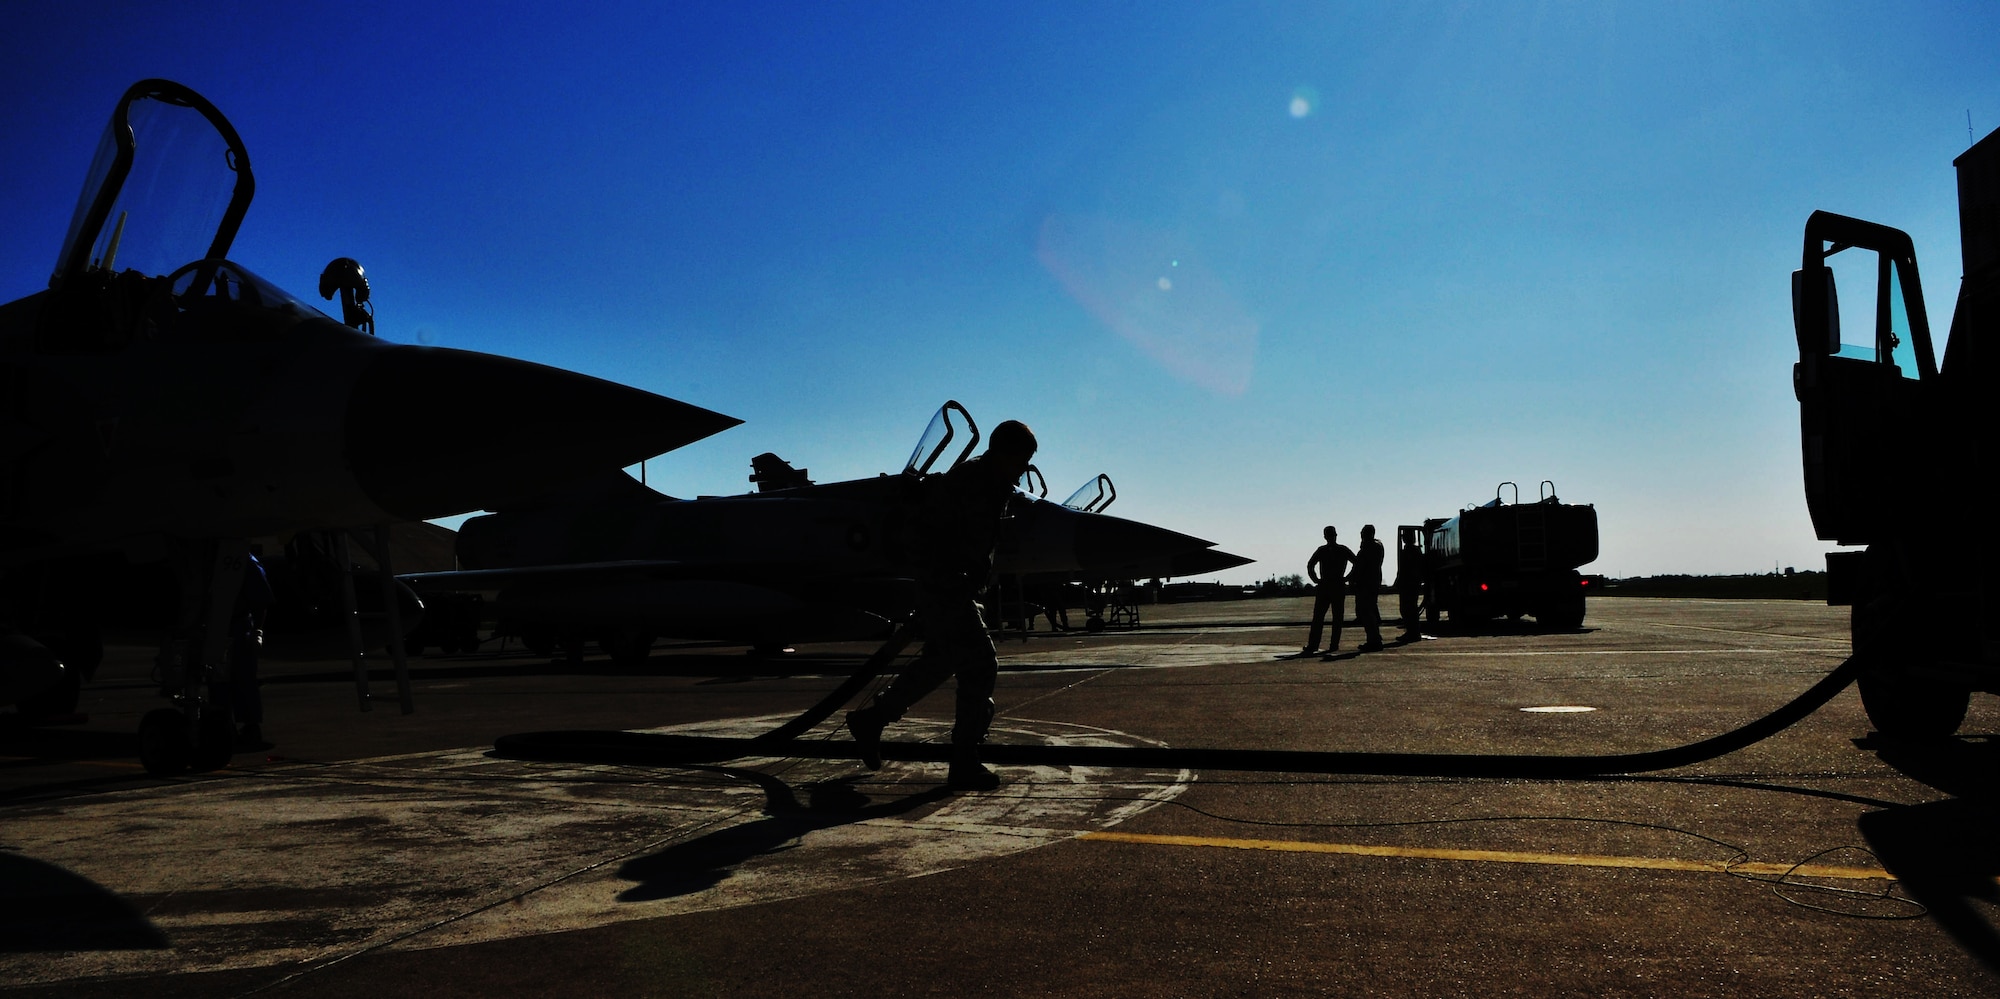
top-left (1884, 258), bottom-right (1918, 377)
top-left (1822, 247), bottom-right (1920, 378)
top-left (1823, 248), bottom-right (1878, 362)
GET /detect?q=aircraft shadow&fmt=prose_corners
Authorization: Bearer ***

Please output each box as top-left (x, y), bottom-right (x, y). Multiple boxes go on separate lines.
top-left (1415, 619), bottom-right (1598, 637)
top-left (261, 649), bottom-right (889, 686)
top-left (0, 852), bottom-right (168, 951)
top-left (0, 723), bottom-right (178, 804)
top-left (1857, 733), bottom-right (2000, 974)
top-left (615, 769), bottom-right (950, 902)
top-left (268, 645), bottom-right (1212, 686)
top-left (0, 719), bottom-right (139, 766)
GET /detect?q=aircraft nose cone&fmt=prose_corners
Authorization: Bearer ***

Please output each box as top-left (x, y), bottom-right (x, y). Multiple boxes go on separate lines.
top-left (1163, 548), bottom-right (1255, 577)
top-left (345, 347), bottom-right (740, 521)
top-left (1072, 512), bottom-right (1215, 573)
top-left (1, 633), bottom-right (67, 706)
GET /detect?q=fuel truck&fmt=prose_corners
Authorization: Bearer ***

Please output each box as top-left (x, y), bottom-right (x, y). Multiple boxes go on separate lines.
top-left (1399, 481), bottom-right (1597, 630)
top-left (1789, 126), bottom-right (1999, 738)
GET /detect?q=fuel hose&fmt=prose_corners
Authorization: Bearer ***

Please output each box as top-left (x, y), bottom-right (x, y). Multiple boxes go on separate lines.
top-left (493, 644), bottom-right (1864, 779)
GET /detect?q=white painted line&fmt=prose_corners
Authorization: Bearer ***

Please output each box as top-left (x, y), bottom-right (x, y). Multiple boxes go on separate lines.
top-left (1, 715), bottom-right (1192, 986)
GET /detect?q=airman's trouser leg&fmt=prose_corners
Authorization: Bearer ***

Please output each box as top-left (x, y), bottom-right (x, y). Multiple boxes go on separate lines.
top-left (1356, 592), bottom-right (1381, 647)
top-left (1305, 586), bottom-right (1335, 651)
top-left (866, 644), bottom-right (949, 724)
top-left (853, 589), bottom-right (1000, 789)
top-left (863, 590), bottom-right (994, 743)
top-left (1308, 585), bottom-right (1346, 651)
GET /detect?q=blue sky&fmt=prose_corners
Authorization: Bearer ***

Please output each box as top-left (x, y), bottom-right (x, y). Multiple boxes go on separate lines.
top-left (4, 2), bottom-right (1994, 581)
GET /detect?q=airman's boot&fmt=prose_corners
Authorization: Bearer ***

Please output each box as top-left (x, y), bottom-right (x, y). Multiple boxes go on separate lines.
top-left (846, 708), bottom-right (886, 770)
top-left (947, 745), bottom-right (1001, 792)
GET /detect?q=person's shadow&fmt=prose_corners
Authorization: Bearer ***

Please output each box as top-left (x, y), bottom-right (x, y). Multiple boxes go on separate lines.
top-left (1856, 733), bottom-right (2000, 973)
top-left (615, 769), bottom-right (951, 902)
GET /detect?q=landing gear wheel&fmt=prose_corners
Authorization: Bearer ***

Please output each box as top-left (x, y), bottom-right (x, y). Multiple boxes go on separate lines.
top-left (601, 631), bottom-right (655, 668)
top-left (1858, 670), bottom-right (1969, 740)
top-left (139, 708), bottom-right (191, 777)
top-left (190, 708), bottom-right (236, 771)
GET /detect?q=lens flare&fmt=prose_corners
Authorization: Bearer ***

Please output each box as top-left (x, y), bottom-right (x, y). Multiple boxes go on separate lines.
top-left (1037, 214), bottom-right (1258, 396)
top-left (1289, 86), bottom-right (1319, 118)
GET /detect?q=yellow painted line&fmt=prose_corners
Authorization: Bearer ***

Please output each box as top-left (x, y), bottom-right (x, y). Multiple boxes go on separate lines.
top-left (1078, 831), bottom-right (1894, 882)
top-left (1410, 649), bottom-right (1840, 657)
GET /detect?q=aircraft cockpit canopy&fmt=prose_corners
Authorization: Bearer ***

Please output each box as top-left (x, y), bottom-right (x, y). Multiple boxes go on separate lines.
top-left (53, 79), bottom-right (253, 289)
top-left (153, 259), bottom-right (335, 341)
top-left (31, 80), bottom-right (342, 351)
top-left (1061, 474), bottom-right (1117, 513)
top-left (1017, 464), bottom-right (1047, 498)
top-left (904, 400), bottom-right (979, 475)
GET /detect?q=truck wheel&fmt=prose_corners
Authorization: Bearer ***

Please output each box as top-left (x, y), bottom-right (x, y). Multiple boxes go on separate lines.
top-left (1850, 549), bottom-right (1962, 739)
top-left (1541, 598), bottom-right (1586, 631)
top-left (1857, 669), bottom-right (1968, 740)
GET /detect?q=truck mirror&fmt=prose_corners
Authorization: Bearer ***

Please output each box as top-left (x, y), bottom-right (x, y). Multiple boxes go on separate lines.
top-left (1791, 266), bottom-right (1839, 357)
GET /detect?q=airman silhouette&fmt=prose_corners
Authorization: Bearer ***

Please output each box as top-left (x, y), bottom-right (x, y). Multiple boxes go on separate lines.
top-left (1353, 525), bottom-right (1385, 651)
top-left (847, 420), bottom-right (1038, 791)
top-left (1303, 526), bottom-right (1355, 654)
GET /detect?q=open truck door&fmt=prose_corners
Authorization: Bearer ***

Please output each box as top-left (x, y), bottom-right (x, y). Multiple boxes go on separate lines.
top-left (1790, 130), bottom-right (2000, 738)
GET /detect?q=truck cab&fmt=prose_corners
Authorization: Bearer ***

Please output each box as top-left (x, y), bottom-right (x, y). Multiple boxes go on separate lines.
top-left (1791, 128), bottom-right (2000, 737)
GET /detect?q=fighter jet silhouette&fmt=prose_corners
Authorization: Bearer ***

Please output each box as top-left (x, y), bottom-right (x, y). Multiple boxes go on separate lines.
top-left (0, 80), bottom-right (738, 771)
top-left (405, 401), bottom-right (1248, 660)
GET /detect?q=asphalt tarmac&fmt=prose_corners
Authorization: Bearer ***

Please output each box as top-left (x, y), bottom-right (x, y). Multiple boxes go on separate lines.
top-left (6, 596), bottom-right (1999, 997)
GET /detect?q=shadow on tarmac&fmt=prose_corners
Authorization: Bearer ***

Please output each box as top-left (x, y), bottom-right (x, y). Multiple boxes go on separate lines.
top-left (1858, 733), bottom-right (2000, 974)
top-left (259, 648), bottom-right (884, 685)
top-left (1414, 619), bottom-right (1598, 638)
top-left (0, 718), bottom-right (139, 766)
top-left (615, 769), bottom-right (950, 901)
top-left (0, 853), bottom-right (168, 952)
top-left (0, 722), bottom-right (176, 804)
top-left (263, 644), bottom-right (1195, 687)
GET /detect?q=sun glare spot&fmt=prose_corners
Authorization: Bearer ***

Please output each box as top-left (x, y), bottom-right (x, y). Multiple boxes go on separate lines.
top-left (1289, 86), bottom-right (1318, 119)
top-left (1157, 277), bottom-right (1172, 291)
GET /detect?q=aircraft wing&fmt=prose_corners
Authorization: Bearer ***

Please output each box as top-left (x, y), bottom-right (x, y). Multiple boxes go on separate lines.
top-left (1014, 547), bottom-right (1254, 586)
top-left (402, 561), bottom-right (899, 645)
top-left (401, 560), bottom-right (687, 590)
